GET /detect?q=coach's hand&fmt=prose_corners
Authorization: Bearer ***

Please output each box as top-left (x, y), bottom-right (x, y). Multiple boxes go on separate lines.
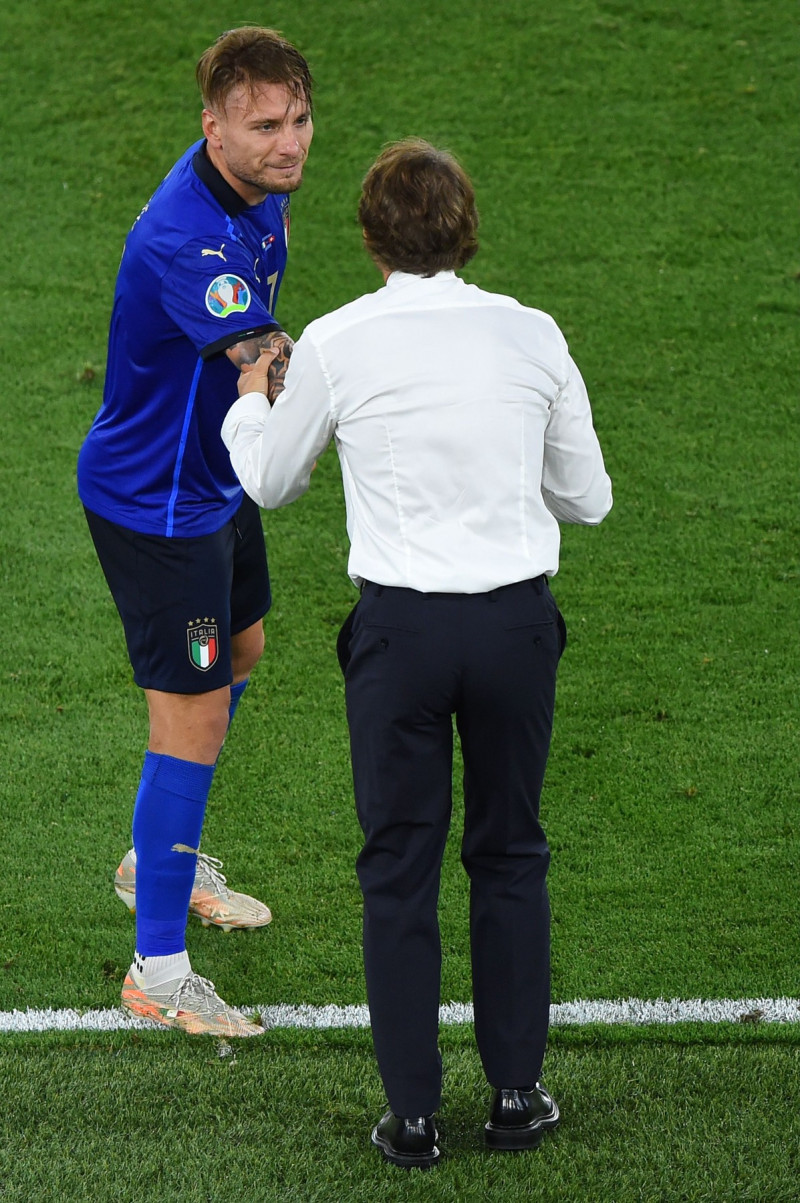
top-left (237, 348), bottom-right (278, 400)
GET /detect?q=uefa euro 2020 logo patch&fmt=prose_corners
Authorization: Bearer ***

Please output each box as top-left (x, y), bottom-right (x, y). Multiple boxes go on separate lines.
top-left (205, 274), bottom-right (251, 318)
top-left (187, 619), bottom-right (219, 671)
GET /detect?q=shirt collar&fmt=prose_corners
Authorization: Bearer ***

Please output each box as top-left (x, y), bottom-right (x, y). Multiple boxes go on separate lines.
top-left (192, 142), bottom-right (253, 217)
top-left (385, 270), bottom-right (458, 289)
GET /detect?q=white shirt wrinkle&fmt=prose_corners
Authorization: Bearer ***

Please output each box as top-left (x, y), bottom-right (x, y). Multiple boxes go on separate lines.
top-left (519, 404), bottom-right (529, 559)
top-left (222, 271), bottom-right (612, 591)
top-left (382, 419), bottom-right (411, 583)
top-left (310, 334), bottom-right (339, 424)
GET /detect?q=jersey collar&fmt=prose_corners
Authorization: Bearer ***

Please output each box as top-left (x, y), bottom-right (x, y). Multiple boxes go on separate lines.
top-left (192, 142), bottom-right (252, 217)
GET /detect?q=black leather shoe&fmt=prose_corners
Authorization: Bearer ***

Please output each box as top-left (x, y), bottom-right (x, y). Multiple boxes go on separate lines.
top-left (371, 1110), bottom-right (440, 1169)
top-left (484, 1082), bottom-right (560, 1150)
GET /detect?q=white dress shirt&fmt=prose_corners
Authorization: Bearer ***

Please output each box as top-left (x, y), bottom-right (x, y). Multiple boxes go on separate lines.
top-left (222, 270), bottom-right (613, 593)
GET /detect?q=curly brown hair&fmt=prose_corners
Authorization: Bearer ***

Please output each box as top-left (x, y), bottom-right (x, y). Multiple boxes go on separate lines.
top-left (196, 26), bottom-right (313, 113)
top-left (358, 139), bottom-right (479, 276)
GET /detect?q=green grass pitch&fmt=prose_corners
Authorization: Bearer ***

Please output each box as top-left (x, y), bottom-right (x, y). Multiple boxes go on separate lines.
top-left (0, 0), bottom-right (798, 1198)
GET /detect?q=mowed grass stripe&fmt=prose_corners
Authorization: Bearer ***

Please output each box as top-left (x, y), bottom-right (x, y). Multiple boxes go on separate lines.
top-left (2, 997), bottom-right (798, 1033)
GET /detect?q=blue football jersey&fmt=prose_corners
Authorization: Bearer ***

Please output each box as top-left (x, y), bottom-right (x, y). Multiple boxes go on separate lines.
top-left (78, 140), bottom-right (291, 536)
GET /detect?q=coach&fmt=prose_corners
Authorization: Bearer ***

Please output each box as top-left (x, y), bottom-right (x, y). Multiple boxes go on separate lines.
top-left (222, 139), bottom-right (613, 1166)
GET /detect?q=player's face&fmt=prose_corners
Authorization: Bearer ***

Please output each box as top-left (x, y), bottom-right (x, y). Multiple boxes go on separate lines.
top-left (203, 81), bottom-right (314, 205)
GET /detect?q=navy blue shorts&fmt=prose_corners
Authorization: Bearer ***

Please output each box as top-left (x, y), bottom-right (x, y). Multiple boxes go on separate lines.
top-left (84, 495), bottom-right (271, 693)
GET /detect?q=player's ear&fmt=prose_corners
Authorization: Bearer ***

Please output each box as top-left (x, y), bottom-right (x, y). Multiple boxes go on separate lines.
top-left (202, 108), bottom-right (223, 148)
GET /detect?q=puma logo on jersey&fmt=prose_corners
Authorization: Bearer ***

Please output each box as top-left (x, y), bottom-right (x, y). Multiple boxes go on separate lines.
top-left (201, 244), bottom-right (227, 261)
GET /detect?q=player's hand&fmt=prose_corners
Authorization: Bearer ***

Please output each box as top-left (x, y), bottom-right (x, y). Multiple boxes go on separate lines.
top-left (237, 349), bottom-right (278, 399)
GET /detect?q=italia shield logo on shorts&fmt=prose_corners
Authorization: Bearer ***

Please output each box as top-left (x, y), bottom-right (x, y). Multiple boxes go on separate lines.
top-left (187, 621), bottom-right (219, 671)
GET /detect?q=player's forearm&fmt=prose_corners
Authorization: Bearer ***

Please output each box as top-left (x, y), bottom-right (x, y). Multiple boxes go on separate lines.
top-left (226, 329), bottom-right (294, 405)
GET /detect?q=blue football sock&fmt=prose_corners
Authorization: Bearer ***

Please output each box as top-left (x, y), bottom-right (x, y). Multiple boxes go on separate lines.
top-left (228, 676), bottom-right (249, 726)
top-left (132, 751), bottom-right (216, 957)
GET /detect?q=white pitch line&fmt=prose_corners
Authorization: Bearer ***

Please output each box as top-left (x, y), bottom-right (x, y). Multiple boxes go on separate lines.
top-left (0, 997), bottom-right (797, 1035)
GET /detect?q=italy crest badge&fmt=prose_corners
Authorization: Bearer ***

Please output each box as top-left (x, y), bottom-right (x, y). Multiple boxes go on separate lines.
top-left (187, 621), bottom-right (219, 671)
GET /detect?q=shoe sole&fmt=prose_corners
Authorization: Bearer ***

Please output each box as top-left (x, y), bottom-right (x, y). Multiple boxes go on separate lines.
top-left (484, 1113), bottom-right (559, 1150)
top-left (114, 883), bottom-right (271, 932)
top-left (371, 1131), bottom-right (440, 1170)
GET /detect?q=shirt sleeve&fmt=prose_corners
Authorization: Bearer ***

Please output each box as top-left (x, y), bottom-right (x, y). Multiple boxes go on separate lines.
top-left (541, 356), bottom-right (614, 524)
top-left (221, 331), bottom-right (336, 509)
top-left (161, 237), bottom-right (279, 359)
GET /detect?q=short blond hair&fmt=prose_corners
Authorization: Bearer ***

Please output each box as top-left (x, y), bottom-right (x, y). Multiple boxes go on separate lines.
top-left (196, 26), bottom-right (313, 112)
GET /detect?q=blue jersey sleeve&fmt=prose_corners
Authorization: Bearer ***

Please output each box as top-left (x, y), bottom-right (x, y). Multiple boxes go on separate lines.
top-left (161, 237), bottom-right (279, 359)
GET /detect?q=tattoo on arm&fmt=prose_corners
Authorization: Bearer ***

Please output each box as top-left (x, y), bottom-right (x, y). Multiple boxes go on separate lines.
top-left (227, 329), bottom-right (294, 405)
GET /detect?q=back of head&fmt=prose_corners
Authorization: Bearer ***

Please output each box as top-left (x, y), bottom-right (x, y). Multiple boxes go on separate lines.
top-left (358, 138), bottom-right (479, 277)
top-left (196, 26), bottom-right (314, 113)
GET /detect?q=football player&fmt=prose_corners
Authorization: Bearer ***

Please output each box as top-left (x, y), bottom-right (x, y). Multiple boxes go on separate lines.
top-left (77, 26), bottom-right (314, 1036)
